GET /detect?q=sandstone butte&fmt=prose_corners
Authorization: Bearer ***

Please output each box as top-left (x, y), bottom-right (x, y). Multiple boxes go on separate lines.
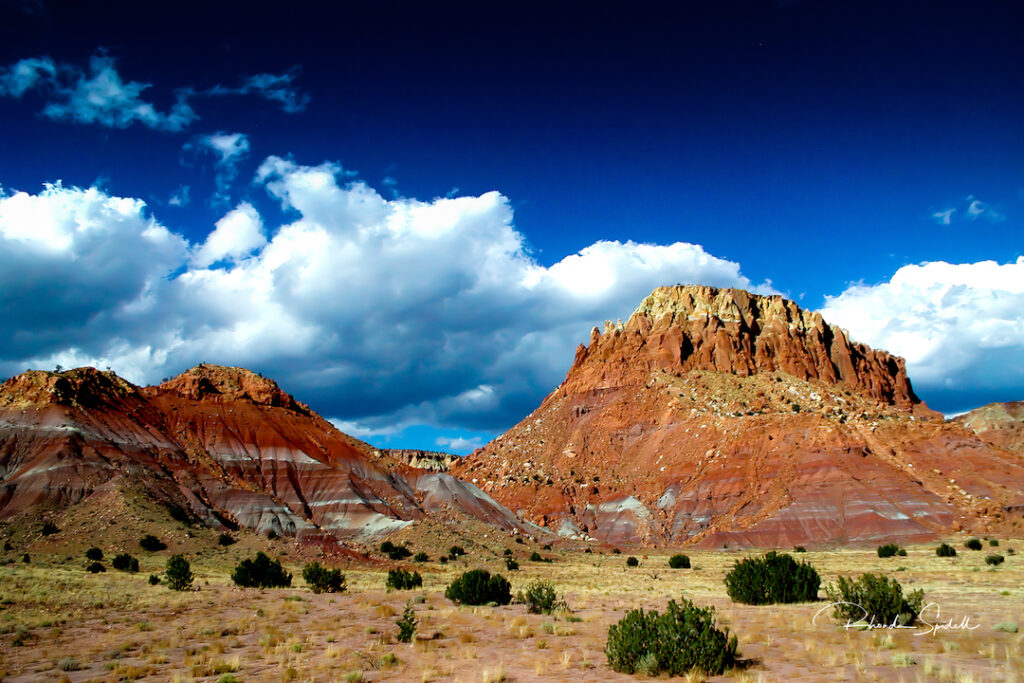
top-left (0, 364), bottom-right (540, 553)
top-left (452, 285), bottom-right (1024, 548)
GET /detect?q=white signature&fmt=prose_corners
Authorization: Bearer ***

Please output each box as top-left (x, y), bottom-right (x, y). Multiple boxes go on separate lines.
top-left (812, 602), bottom-right (981, 636)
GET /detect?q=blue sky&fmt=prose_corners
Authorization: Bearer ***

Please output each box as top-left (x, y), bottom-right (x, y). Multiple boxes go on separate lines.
top-left (1, 1), bottom-right (1022, 452)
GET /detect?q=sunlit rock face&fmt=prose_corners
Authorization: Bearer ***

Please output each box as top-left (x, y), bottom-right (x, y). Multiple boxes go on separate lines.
top-left (0, 364), bottom-right (532, 545)
top-left (453, 285), bottom-right (1024, 548)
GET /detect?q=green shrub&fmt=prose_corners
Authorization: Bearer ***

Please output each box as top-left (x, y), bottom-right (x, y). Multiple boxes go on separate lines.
top-left (302, 562), bottom-right (346, 593)
top-left (148, 574), bottom-right (161, 585)
top-left (386, 568), bottom-right (423, 590)
top-left (612, 548), bottom-right (621, 554)
top-left (723, 551), bottom-right (820, 605)
top-left (966, 538), bottom-right (983, 551)
top-left (439, 556), bottom-right (448, 564)
top-left (989, 539), bottom-right (1000, 547)
top-left (166, 554), bottom-right (194, 591)
top-left (605, 597), bottom-right (737, 676)
top-left (985, 554), bottom-right (1005, 566)
top-left (139, 535), bottom-right (166, 552)
top-left (41, 521), bottom-right (59, 536)
top-left (824, 573), bottom-right (924, 626)
top-left (529, 551), bottom-right (542, 562)
top-left (626, 556), bottom-right (639, 567)
top-left (86, 562), bottom-right (106, 573)
top-left (668, 554), bottom-right (690, 569)
top-left (112, 553), bottom-right (139, 572)
top-left (503, 548), bottom-right (512, 556)
top-left (515, 537), bottom-right (524, 544)
top-left (877, 543), bottom-right (903, 558)
top-left (85, 547), bottom-right (103, 561)
top-left (505, 557), bottom-right (519, 571)
top-left (231, 552), bottom-right (292, 588)
top-left (413, 551), bottom-right (429, 562)
top-left (444, 569), bottom-right (511, 605)
top-left (519, 580), bottom-right (563, 614)
top-left (449, 545), bottom-right (465, 557)
top-left (383, 543), bottom-right (412, 560)
top-left (21, 553), bottom-right (29, 563)
top-left (793, 546), bottom-right (807, 553)
top-left (936, 543), bottom-right (957, 557)
top-left (396, 602), bottom-right (417, 643)
top-left (217, 533), bottom-right (236, 546)
top-left (265, 529), bottom-right (278, 540)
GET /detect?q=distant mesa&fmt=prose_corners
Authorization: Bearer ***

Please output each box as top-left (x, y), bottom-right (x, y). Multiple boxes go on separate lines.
top-left (0, 363), bottom-right (541, 553)
top-left (453, 285), bottom-right (1024, 548)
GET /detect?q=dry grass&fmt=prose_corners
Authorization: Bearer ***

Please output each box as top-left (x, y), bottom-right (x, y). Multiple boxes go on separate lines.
top-left (0, 541), bottom-right (1022, 680)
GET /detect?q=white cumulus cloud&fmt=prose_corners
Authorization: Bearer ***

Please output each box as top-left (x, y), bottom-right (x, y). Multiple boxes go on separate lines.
top-left (821, 257), bottom-right (1024, 410)
top-left (0, 157), bottom-right (766, 434)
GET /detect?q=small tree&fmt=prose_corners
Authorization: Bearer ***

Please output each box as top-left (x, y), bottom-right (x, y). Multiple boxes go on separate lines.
top-left (825, 573), bottom-right (924, 626)
top-left (605, 597), bottom-right (737, 676)
top-left (232, 552), bottom-right (292, 588)
top-left (626, 556), bottom-right (639, 567)
top-left (166, 554), bottom-right (194, 591)
top-left (445, 569), bottom-right (511, 605)
top-left (112, 553), bottom-right (139, 572)
top-left (877, 543), bottom-right (902, 558)
top-left (965, 538), bottom-right (983, 551)
top-left (396, 602), bottom-right (417, 643)
top-left (413, 551), bottom-right (429, 562)
top-left (140, 535), bottom-right (167, 552)
top-left (519, 580), bottom-right (563, 614)
top-left (668, 554), bottom-right (691, 569)
top-left (386, 568), bottom-right (423, 591)
top-left (302, 562), bottom-right (346, 593)
top-left (936, 543), bottom-right (957, 557)
top-left (86, 562), bottom-right (106, 573)
top-left (85, 547), bottom-right (104, 561)
top-left (724, 551), bottom-right (820, 605)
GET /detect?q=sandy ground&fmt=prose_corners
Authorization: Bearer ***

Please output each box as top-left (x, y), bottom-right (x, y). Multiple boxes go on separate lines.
top-left (1, 541), bottom-right (1022, 682)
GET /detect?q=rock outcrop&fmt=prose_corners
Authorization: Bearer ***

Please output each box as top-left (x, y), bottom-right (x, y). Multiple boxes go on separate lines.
top-left (453, 286), bottom-right (1024, 547)
top-left (954, 402), bottom-right (1024, 454)
top-left (0, 365), bottom-right (537, 548)
top-left (382, 449), bottom-right (458, 472)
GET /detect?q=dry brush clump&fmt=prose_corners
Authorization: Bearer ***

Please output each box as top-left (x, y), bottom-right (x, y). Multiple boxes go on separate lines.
top-left (723, 551), bottom-right (820, 604)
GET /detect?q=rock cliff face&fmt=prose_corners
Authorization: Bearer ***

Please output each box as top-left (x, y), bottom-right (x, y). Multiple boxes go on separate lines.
top-left (0, 365), bottom-right (534, 548)
top-left (453, 286), bottom-right (1024, 547)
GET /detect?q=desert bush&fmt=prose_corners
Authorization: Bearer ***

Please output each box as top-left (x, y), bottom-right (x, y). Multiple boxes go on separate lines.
top-left (503, 548), bottom-right (512, 556)
top-left (265, 529), bottom-right (278, 540)
top-left (626, 556), bottom-right (639, 567)
top-left (86, 562), bottom-right (106, 573)
top-left (724, 551), bottom-right (820, 604)
top-left (444, 569), bottom-right (511, 606)
top-left (605, 597), bottom-right (737, 676)
top-left (877, 543), bottom-right (903, 558)
top-left (989, 539), bottom-right (1000, 547)
top-left (793, 546), bottom-right (807, 553)
top-left (413, 551), bottom-right (429, 562)
top-left (386, 568), bottom-right (423, 590)
top-left (85, 547), bottom-right (103, 561)
top-left (966, 538), bottom-right (983, 551)
top-left (668, 554), bottom-right (690, 569)
top-left (139, 535), bottom-right (166, 552)
top-left (824, 572), bottom-right (924, 626)
top-left (936, 543), bottom-right (957, 557)
top-left (21, 553), bottom-right (30, 563)
top-left (505, 557), bottom-right (519, 571)
top-left (112, 553), bottom-right (140, 572)
top-left (217, 533), bottom-right (236, 546)
top-left (380, 541), bottom-right (412, 560)
top-left (396, 602), bottom-right (417, 643)
top-left (41, 521), bottom-right (59, 536)
top-left (515, 537), bottom-right (524, 544)
top-left (519, 580), bottom-right (563, 614)
top-left (302, 562), bottom-right (346, 593)
top-left (986, 554), bottom-right (1005, 566)
top-left (232, 552), bottom-right (292, 588)
top-left (449, 545), bottom-right (466, 558)
top-left (166, 554), bottom-right (194, 591)
top-left (58, 656), bottom-right (80, 671)
top-left (148, 574), bottom-right (161, 585)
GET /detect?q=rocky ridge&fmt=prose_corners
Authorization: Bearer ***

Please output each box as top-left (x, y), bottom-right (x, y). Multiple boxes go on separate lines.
top-left (454, 285), bottom-right (1024, 547)
top-left (0, 364), bottom-right (539, 552)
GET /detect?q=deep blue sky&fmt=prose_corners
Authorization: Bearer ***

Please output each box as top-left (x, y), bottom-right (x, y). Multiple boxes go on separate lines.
top-left (1, 1), bottom-right (1022, 450)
